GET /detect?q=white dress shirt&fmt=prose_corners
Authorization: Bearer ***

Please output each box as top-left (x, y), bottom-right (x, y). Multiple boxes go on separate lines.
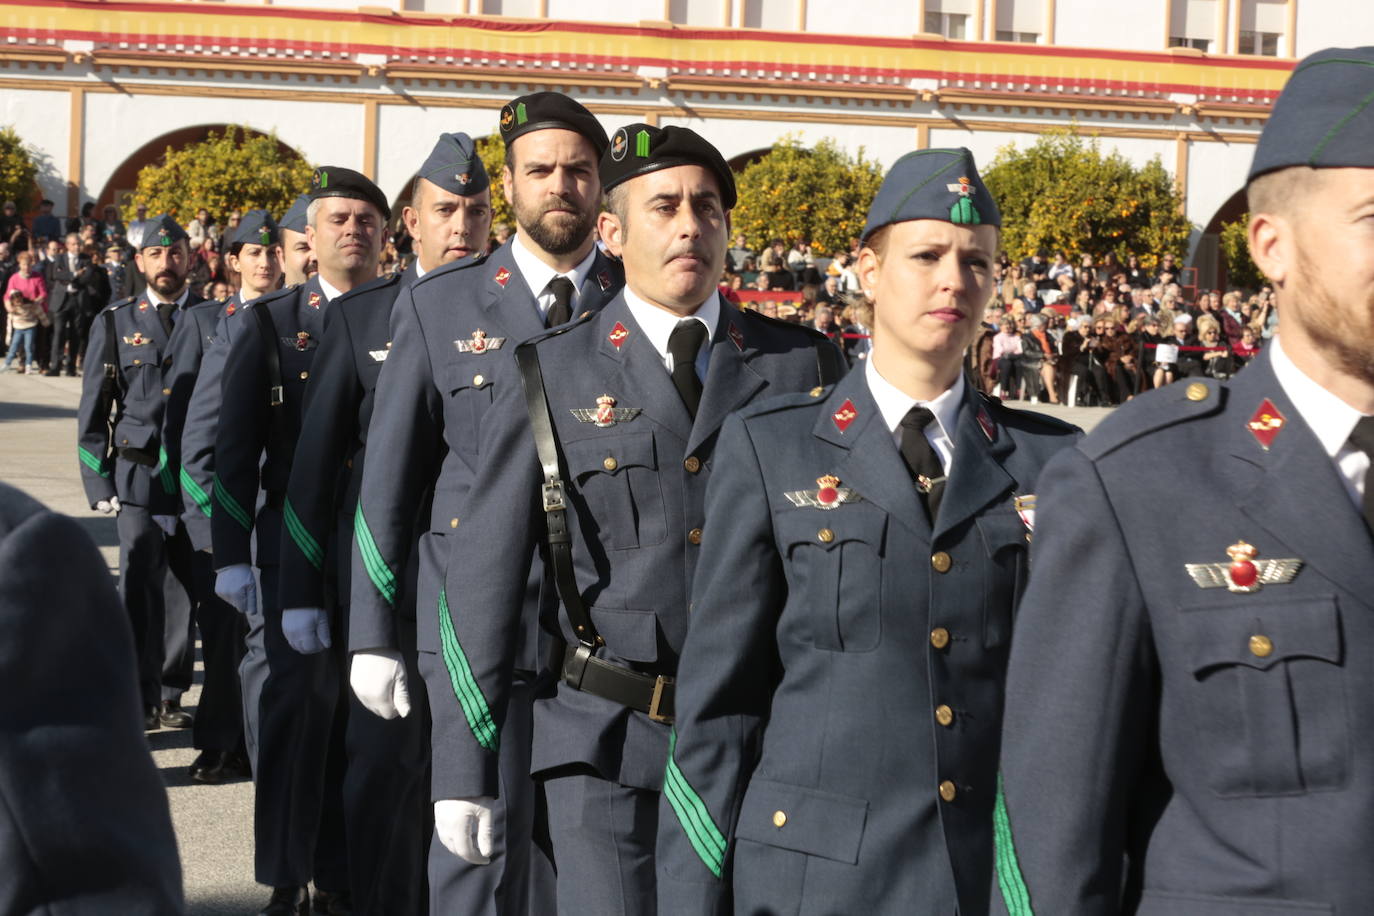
top-left (865, 358), bottom-right (963, 474)
top-left (317, 274), bottom-right (345, 303)
top-left (510, 231), bottom-right (596, 323)
top-left (1270, 334), bottom-right (1371, 508)
top-left (622, 287), bottom-right (719, 383)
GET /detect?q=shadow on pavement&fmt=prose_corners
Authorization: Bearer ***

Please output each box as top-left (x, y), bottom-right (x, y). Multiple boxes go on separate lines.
top-left (0, 401), bottom-right (78, 421)
top-left (71, 514), bottom-right (119, 549)
top-left (188, 891), bottom-right (269, 916)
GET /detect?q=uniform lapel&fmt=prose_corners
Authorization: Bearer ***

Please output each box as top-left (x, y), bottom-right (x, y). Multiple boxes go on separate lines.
top-left (933, 385), bottom-right (1016, 540)
top-left (302, 275), bottom-right (327, 336)
top-left (132, 295), bottom-right (168, 350)
top-left (1226, 351), bottom-right (1374, 604)
top-left (481, 241), bottom-right (545, 342)
top-left (815, 371), bottom-right (929, 539)
top-left (596, 295), bottom-right (694, 444)
top-left (576, 250), bottom-right (622, 316)
top-left (687, 300), bottom-right (766, 455)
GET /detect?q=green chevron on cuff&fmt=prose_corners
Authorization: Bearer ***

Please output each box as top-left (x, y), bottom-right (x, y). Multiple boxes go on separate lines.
top-left (155, 445), bottom-right (177, 495)
top-left (663, 728), bottom-right (726, 878)
top-left (353, 503), bottom-right (397, 606)
top-left (77, 445), bottom-right (110, 478)
top-left (994, 774), bottom-right (1034, 915)
top-left (437, 588), bottom-right (499, 751)
top-left (213, 473), bottom-right (253, 531)
top-left (180, 468), bottom-right (212, 517)
top-left (283, 498), bottom-right (324, 571)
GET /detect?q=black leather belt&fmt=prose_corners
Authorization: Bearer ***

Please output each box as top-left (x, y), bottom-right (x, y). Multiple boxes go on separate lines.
top-left (560, 642), bottom-right (675, 724)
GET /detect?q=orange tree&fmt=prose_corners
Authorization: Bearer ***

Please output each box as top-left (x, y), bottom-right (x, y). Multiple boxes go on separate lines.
top-left (123, 126), bottom-right (313, 224)
top-left (474, 132), bottom-right (515, 231)
top-left (0, 126), bottom-right (39, 212)
top-left (732, 135), bottom-right (884, 257)
top-left (982, 128), bottom-right (1192, 270)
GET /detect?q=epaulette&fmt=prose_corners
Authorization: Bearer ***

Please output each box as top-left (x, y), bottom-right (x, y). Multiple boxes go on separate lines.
top-left (335, 270), bottom-right (403, 304)
top-left (187, 297), bottom-right (223, 312)
top-left (249, 283), bottom-right (300, 309)
top-left (740, 306), bottom-right (829, 342)
top-left (1079, 377), bottom-right (1226, 461)
top-left (409, 252), bottom-right (490, 293)
top-left (735, 383), bottom-right (836, 421)
top-left (106, 296), bottom-right (136, 313)
top-left (519, 308), bottom-right (599, 350)
top-left (981, 392), bottom-right (1082, 436)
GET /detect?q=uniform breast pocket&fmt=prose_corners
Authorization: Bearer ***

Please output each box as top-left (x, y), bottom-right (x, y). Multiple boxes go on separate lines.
top-left (776, 505), bottom-right (886, 652)
top-left (975, 511), bottom-right (1030, 648)
top-left (281, 347), bottom-right (314, 396)
top-left (1177, 595), bottom-right (1347, 797)
top-left (119, 346), bottom-right (157, 401)
top-left (562, 433), bottom-right (665, 550)
top-left (444, 362), bottom-right (495, 460)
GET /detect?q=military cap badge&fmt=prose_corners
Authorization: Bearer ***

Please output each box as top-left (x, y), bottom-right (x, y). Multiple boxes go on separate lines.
top-left (259, 228), bottom-right (273, 245)
top-left (1185, 541), bottom-right (1302, 593)
top-left (159, 232), bottom-right (172, 246)
top-left (785, 474), bottom-right (860, 510)
top-left (571, 394), bottom-right (642, 428)
top-left (611, 129), bottom-right (628, 162)
top-left (832, 398), bottom-right (857, 433)
top-left (454, 328), bottom-right (505, 354)
top-left (457, 172), bottom-right (470, 185)
top-left (500, 106), bottom-right (515, 130)
top-left (313, 168), bottom-right (328, 190)
top-left (608, 321), bottom-right (630, 349)
top-left (946, 175), bottom-right (983, 225)
top-left (1247, 398), bottom-right (1286, 450)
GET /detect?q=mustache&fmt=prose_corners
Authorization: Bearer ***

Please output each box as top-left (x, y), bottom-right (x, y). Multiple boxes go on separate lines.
top-left (665, 244), bottom-right (712, 263)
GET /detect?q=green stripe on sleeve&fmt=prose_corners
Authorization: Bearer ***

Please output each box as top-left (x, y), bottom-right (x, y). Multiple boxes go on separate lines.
top-left (353, 503), bottom-right (397, 606)
top-left (213, 473), bottom-right (253, 531)
top-left (437, 588), bottom-right (499, 751)
top-left (663, 729), bottom-right (726, 878)
top-left (283, 498), bottom-right (324, 571)
top-left (993, 774), bottom-right (1035, 916)
top-left (180, 467), bottom-right (212, 518)
top-left (77, 445), bottom-right (110, 478)
top-left (156, 446), bottom-right (177, 495)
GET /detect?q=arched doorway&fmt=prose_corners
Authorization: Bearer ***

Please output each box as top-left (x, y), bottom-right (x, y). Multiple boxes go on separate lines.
top-left (1193, 186), bottom-right (1248, 290)
top-left (726, 148), bottom-right (771, 173)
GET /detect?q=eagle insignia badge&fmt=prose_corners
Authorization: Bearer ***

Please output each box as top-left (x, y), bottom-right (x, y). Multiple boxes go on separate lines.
top-left (784, 475), bottom-right (860, 510)
top-left (1185, 541), bottom-right (1302, 594)
top-left (455, 328), bottom-right (505, 354)
top-left (571, 394), bottom-right (641, 428)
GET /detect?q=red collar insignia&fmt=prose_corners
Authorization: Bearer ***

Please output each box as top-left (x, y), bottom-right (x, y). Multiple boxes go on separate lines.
top-left (608, 321), bottom-right (629, 349)
top-left (1247, 398), bottom-right (1286, 450)
top-left (138, 300), bottom-right (149, 311)
top-left (494, 266), bottom-right (511, 288)
top-left (832, 399), bottom-right (857, 433)
top-left (597, 270), bottom-right (611, 291)
top-left (728, 322), bottom-right (745, 351)
top-left (307, 291), bottom-right (321, 309)
top-left (224, 303), bottom-right (236, 316)
top-left (977, 405), bottom-right (997, 443)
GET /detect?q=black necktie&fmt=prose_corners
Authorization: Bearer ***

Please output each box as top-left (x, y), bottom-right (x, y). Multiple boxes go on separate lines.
top-left (546, 276), bottom-right (575, 328)
top-left (1347, 415), bottom-right (1374, 533)
top-left (156, 301), bottom-right (175, 336)
top-left (668, 319), bottom-right (708, 418)
top-left (899, 406), bottom-right (946, 522)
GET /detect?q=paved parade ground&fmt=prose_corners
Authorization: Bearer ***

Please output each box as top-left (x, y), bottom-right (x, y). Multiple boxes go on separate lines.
top-left (0, 369), bottom-right (1105, 914)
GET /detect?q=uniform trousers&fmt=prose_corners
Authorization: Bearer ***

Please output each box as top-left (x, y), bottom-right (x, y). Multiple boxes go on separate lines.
top-left (115, 497), bottom-right (192, 710)
top-left (541, 768), bottom-right (658, 916)
top-left (238, 566), bottom-right (268, 770)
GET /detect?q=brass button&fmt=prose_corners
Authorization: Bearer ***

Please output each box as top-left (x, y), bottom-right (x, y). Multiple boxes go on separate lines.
top-left (473, 374), bottom-right (485, 386)
top-left (935, 704), bottom-right (954, 727)
top-left (450, 518), bottom-right (459, 529)
top-left (345, 458), bottom-right (353, 469)
top-left (162, 387), bottom-right (171, 395)
top-left (683, 456), bottom-right (701, 473)
top-left (1186, 382), bottom-right (1208, 402)
top-left (809, 386), bottom-right (823, 398)
top-left (938, 780), bottom-right (957, 802)
top-left (930, 627), bottom-right (950, 649)
top-left (931, 551), bottom-right (952, 573)
top-left (300, 371), bottom-right (309, 380)
top-left (603, 456), bottom-right (618, 471)
top-left (132, 358), bottom-right (141, 365)
top-left (121, 437), bottom-right (129, 445)
top-left (772, 810), bottom-right (787, 828)
top-left (817, 528), bottom-right (834, 543)
top-left (1249, 634), bottom-right (1273, 658)
top-left (688, 527), bottom-right (703, 545)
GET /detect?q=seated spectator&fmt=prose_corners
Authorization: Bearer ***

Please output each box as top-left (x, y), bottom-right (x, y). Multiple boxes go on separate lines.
top-left (1196, 314), bottom-right (1237, 380)
top-left (1234, 324), bottom-right (1263, 365)
top-left (1017, 280), bottom-right (1041, 314)
top-left (1154, 252), bottom-right (1178, 285)
top-left (718, 271), bottom-right (742, 305)
top-left (1105, 320), bottom-right (1142, 402)
top-left (759, 238), bottom-right (793, 290)
top-left (816, 275), bottom-right (842, 305)
top-left (760, 300), bottom-right (779, 319)
top-left (1021, 249), bottom-right (1049, 283)
top-left (1219, 290), bottom-right (1246, 347)
top-left (992, 317), bottom-right (1022, 397)
top-left (727, 233), bottom-right (753, 273)
top-left (1000, 263), bottom-right (1025, 306)
top-left (1070, 318), bottom-right (1113, 405)
top-left (1047, 250), bottom-right (1074, 283)
top-left (1020, 313), bottom-right (1060, 404)
top-left (811, 304), bottom-right (844, 349)
top-left (1168, 313), bottom-right (1202, 378)
top-left (753, 272), bottom-right (773, 293)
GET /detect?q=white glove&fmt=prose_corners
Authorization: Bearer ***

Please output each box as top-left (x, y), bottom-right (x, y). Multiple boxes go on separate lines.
top-left (152, 515), bottom-right (178, 537)
top-left (350, 649), bottom-right (412, 719)
top-left (282, 607), bottom-right (332, 655)
top-left (435, 798), bottom-right (497, 865)
top-left (95, 496), bottom-right (122, 515)
top-left (214, 563), bottom-right (256, 615)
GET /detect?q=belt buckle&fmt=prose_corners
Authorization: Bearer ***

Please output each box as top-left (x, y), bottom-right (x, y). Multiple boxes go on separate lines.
top-left (648, 674), bottom-right (674, 724)
top-left (269, 384), bottom-right (284, 407)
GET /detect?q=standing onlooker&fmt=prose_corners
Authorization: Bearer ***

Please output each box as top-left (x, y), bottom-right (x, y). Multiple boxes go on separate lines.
top-left (2, 290), bottom-right (42, 372)
top-left (185, 208), bottom-right (212, 251)
top-left (126, 203), bottom-right (155, 250)
top-left (31, 200), bottom-right (62, 244)
top-left (99, 205), bottom-right (126, 248)
top-left (4, 251), bottom-right (48, 371)
top-left (46, 233), bottom-right (94, 376)
top-left (727, 233), bottom-right (753, 273)
top-left (0, 201), bottom-right (24, 247)
top-left (104, 246), bottom-right (133, 303)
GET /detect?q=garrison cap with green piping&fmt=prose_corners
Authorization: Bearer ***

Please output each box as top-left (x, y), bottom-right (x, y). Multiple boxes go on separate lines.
top-left (860, 146), bottom-right (1001, 240)
top-left (308, 166), bottom-right (391, 221)
top-left (600, 123), bottom-right (737, 210)
top-left (498, 91), bottom-right (609, 158)
top-left (230, 209), bottom-right (279, 248)
top-left (140, 214), bottom-right (189, 249)
top-left (417, 131), bottom-right (490, 197)
top-left (1249, 46), bottom-right (1374, 182)
top-left (279, 193), bottom-right (311, 234)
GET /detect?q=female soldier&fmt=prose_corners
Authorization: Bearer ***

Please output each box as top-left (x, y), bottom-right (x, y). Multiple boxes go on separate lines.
top-left (656, 148), bottom-right (1080, 916)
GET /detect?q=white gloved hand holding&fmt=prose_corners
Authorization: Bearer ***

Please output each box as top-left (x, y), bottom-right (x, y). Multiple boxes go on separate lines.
top-left (435, 798), bottom-right (497, 865)
top-left (214, 563), bottom-right (256, 615)
top-left (350, 649), bottom-right (411, 719)
top-left (152, 515), bottom-right (178, 537)
top-left (282, 608), bottom-right (332, 655)
top-left (95, 496), bottom-right (122, 515)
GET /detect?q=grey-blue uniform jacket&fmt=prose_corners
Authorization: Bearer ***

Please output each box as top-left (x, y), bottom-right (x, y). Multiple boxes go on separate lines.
top-left (161, 296), bottom-right (234, 523)
top-left (212, 276), bottom-right (327, 572)
top-left (993, 347), bottom-right (1374, 916)
top-left (433, 293), bottom-right (845, 801)
top-left (77, 291), bottom-right (204, 512)
top-left (660, 369), bottom-right (1079, 916)
top-left (277, 264), bottom-right (416, 613)
top-left (350, 244), bottom-right (621, 689)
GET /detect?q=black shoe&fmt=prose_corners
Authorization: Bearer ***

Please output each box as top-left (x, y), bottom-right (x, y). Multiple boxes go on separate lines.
top-left (144, 705), bottom-right (161, 731)
top-left (64, 370), bottom-right (76, 377)
top-left (189, 749), bottom-right (252, 784)
top-left (42, 370), bottom-right (59, 377)
top-left (313, 888), bottom-right (352, 916)
top-left (259, 885), bottom-right (309, 915)
top-left (158, 699), bottom-right (194, 729)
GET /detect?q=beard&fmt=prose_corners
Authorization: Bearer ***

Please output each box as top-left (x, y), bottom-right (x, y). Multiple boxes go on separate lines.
top-left (1293, 255), bottom-right (1374, 387)
top-left (148, 270), bottom-right (186, 297)
top-left (511, 187), bottom-right (594, 256)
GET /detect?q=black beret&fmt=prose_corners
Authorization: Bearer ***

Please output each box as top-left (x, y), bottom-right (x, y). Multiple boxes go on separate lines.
top-left (417, 132), bottom-right (490, 197)
top-left (1249, 46), bottom-right (1374, 182)
top-left (230, 209), bottom-right (279, 248)
top-left (861, 147), bottom-right (1001, 240)
top-left (498, 92), bottom-right (609, 158)
top-left (601, 124), bottom-right (737, 210)
top-left (308, 166), bottom-right (391, 221)
top-left (142, 214), bottom-right (189, 248)
top-left (279, 194), bottom-right (311, 234)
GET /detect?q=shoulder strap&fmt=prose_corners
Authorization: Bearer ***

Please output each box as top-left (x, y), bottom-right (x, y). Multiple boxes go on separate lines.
top-left (250, 304), bottom-right (285, 407)
top-left (814, 336), bottom-right (844, 386)
top-left (513, 342), bottom-right (602, 651)
top-left (100, 309), bottom-right (119, 399)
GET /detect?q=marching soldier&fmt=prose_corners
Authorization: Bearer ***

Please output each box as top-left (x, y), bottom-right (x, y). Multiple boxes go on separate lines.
top-left (212, 168), bottom-right (388, 916)
top-left (993, 47), bottom-right (1374, 915)
top-left (430, 124), bottom-right (845, 913)
top-left (76, 214), bottom-right (204, 731)
top-left (659, 149), bottom-right (1079, 915)
top-left (279, 193), bottom-right (317, 287)
top-left (276, 133), bottom-right (492, 914)
top-left (351, 93), bottom-right (619, 914)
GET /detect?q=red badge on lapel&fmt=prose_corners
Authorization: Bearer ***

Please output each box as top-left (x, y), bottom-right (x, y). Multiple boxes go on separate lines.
top-left (1247, 399), bottom-right (1286, 450)
top-left (608, 321), bottom-right (629, 349)
top-left (597, 270), bottom-right (611, 291)
top-left (494, 266), bottom-right (511, 288)
top-left (728, 323), bottom-right (745, 351)
top-left (977, 405), bottom-right (997, 443)
top-left (224, 303), bottom-right (236, 316)
top-left (832, 399), bottom-right (857, 433)
top-left (307, 292), bottom-right (321, 309)
top-left (138, 299), bottom-right (149, 311)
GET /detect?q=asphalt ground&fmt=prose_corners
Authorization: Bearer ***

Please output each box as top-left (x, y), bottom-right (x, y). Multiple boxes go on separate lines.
top-left (0, 367), bottom-right (1107, 914)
